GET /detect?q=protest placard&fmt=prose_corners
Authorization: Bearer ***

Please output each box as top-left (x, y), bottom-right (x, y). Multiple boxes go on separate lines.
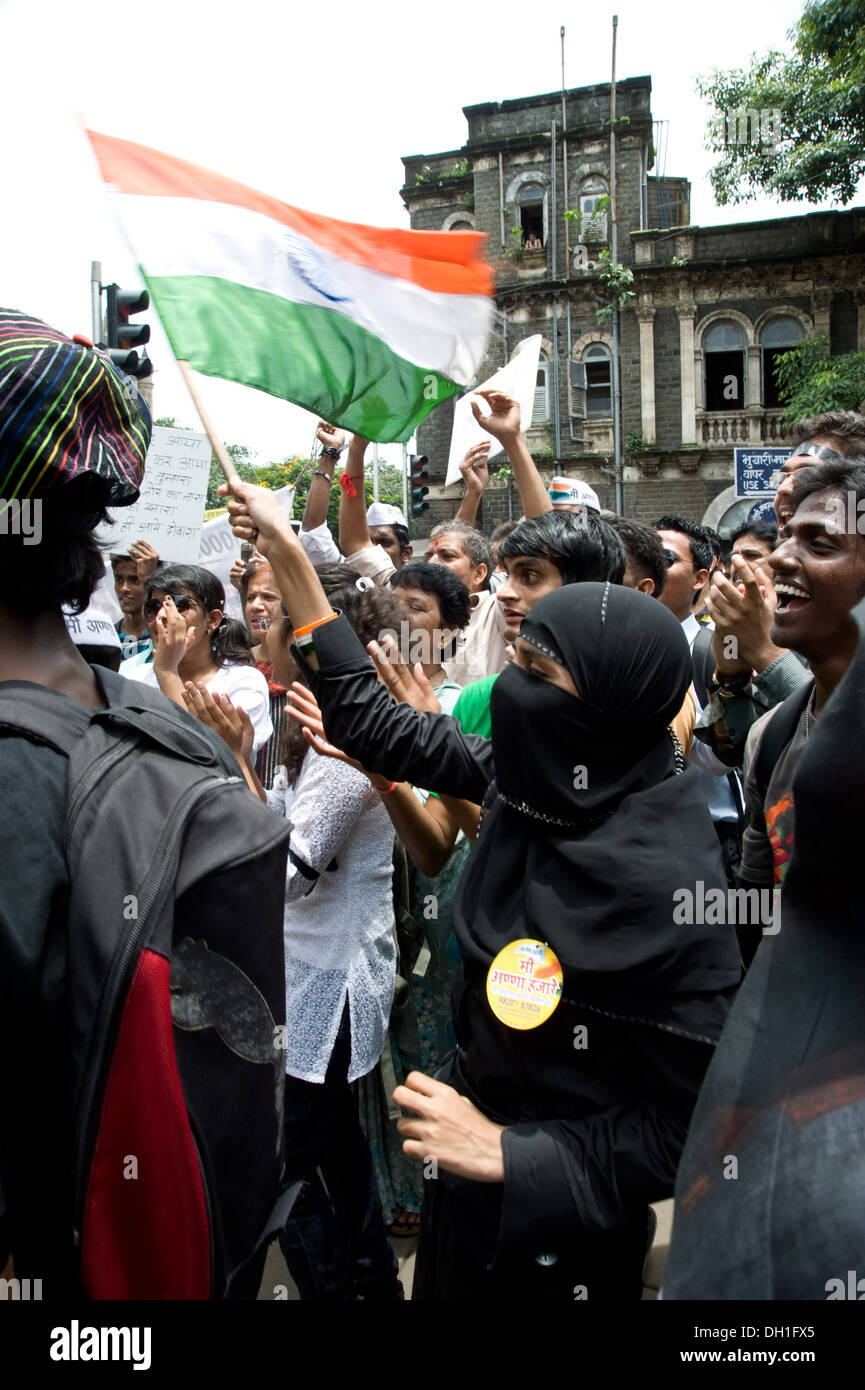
top-left (98, 425), bottom-right (211, 562)
top-left (445, 336), bottom-right (542, 486)
top-left (92, 486), bottom-right (297, 623)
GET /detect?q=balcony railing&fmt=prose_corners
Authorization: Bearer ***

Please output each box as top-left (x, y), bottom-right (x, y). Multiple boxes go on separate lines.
top-left (698, 409), bottom-right (787, 446)
top-left (760, 410), bottom-right (787, 442)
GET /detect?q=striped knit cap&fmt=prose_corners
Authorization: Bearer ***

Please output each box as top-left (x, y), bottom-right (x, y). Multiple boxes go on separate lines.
top-left (0, 308), bottom-right (150, 507)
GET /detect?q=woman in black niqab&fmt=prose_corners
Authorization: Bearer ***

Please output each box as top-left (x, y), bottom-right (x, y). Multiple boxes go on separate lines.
top-left (301, 581), bottom-right (743, 1301)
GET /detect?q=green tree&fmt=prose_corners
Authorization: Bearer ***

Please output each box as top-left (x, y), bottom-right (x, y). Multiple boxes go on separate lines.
top-left (775, 334), bottom-right (865, 425)
top-left (699, 0), bottom-right (865, 205)
top-left (251, 457), bottom-right (405, 534)
top-left (206, 443), bottom-right (259, 508)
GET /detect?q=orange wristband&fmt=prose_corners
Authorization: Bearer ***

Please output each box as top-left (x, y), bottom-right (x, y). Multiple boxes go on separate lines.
top-left (378, 780), bottom-right (399, 794)
top-left (293, 611), bottom-right (339, 640)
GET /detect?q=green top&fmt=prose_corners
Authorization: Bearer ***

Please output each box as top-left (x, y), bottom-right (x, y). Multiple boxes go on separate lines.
top-left (427, 674), bottom-right (497, 803)
top-left (452, 673), bottom-right (498, 741)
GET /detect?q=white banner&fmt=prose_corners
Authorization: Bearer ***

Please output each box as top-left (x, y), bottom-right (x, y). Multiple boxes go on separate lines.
top-left (445, 335), bottom-right (542, 486)
top-left (97, 425), bottom-right (211, 563)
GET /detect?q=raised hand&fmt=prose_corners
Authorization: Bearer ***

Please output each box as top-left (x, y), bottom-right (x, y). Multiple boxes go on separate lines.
top-left (219, 477), bottom-right (293, 559)
top-left (470, 389), bottom-right (521, 445)
top-left (459, 440), bottom-right (491, 494)
top-left (152, 595), bottom-right (197, 674)
top-left (182, 682), bottom-right (254, 761)
top-left (316, 420), bottom-right (346, 453)
top-left (708, 555), bottom-right (780, 675)
top-left (365, 641), bottom-right (442, 714)
top-left (128, 538), bottom-right (160, 580)
top-left (228, 557), bottom-right (247, 593)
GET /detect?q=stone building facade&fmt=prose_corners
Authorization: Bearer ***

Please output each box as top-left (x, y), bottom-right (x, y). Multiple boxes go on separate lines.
top-left (401, 76), bottom-right (865, 535)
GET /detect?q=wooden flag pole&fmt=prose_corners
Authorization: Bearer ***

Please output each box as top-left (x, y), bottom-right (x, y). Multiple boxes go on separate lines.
top-left (177, 360), bottom-right (239, 486)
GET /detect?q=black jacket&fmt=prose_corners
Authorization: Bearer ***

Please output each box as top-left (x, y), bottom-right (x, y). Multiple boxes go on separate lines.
top-left (303, 617), bottom-right (738, 1266)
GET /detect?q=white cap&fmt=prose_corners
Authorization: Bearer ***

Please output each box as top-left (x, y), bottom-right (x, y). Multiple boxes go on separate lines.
top-left (548, 476), bottom-right (601, 512)
top-left (366, 501), bottom-right (408, 528)
top-left (64, 606), bottom-right (123, 650)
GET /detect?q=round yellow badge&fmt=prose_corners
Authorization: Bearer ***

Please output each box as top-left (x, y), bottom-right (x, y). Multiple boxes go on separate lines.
top-left (485, 939), bottom-right (563, 1031)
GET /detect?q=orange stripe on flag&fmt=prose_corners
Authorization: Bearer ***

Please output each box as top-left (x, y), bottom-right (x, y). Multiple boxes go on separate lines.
top-left (87, 130), bottom-right (494, 298)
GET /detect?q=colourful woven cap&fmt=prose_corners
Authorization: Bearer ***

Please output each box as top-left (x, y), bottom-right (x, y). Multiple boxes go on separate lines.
top-left (0, 308), bottom-right (150, 507)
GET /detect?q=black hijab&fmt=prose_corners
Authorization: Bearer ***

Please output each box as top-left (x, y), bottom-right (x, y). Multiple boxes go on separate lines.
top-left (493, 581), bottom-right (692, 823)
top-left (453, 582), bottom-right (742, 1052)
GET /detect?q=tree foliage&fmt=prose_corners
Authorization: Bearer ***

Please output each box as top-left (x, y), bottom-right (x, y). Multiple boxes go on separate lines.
top-left (775, 334), bottom-right (865, 425)
top-left (595, 250), bottom-right (636, 325)
top-left (698, 0), bottom-right (865, 205)
top-left (282, 461), bottom-right (405, 534)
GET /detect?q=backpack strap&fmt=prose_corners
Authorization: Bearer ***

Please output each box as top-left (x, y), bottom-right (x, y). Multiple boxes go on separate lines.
top-left (0, 682), bottom-right (91, 756)
top-left (690, 626), bottom-right (716, 709)
top-left (0, 672), bottom-right (238, 777)
top-left (752, 680), bottom-right (814, 806)
top-left (92, 667), bottom-right (239, 776)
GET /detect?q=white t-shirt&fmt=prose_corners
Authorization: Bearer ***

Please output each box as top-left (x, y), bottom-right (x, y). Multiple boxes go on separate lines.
top-left (123, 661), bottom-right (273, 754)
top-left (265, 755), bottom-right (396, 1084)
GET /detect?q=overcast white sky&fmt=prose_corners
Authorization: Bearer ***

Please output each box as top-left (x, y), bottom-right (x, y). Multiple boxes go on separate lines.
top-left (1, 0), bottom-right (851, 467)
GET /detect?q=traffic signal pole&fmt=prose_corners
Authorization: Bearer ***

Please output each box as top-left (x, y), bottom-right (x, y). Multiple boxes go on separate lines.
top-left (90, 262), bottom-right (103, 343)
top-left (409, 455), bottom-right (430, 527)
top-left (89, 267), bottom-right (153, 379)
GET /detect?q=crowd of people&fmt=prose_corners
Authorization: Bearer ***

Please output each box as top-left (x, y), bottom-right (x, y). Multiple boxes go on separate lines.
top-left (2, 305), bottom-right (865, 1303)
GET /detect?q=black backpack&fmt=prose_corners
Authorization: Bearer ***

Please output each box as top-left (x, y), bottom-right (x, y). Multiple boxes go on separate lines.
top-left (751, 679), bottom-right (814, 806)
top-left (0, 668), bottom-right (294, 1299)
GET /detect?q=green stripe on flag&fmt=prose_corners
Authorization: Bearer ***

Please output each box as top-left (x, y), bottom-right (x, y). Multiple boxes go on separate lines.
top-left (145, 275), bottom-right (459, 443)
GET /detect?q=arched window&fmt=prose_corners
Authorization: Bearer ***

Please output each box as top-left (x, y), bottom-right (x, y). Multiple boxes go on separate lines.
top-left (534, 354), bottom-right (550, 421)
top-left (447, 219), bottom-right (473, 231)
top-left (583, 343), bottom-right (612, 417)
top-left (579, 177), bottom-right (608, 241)
top-left (761, 317), bottom-right (803, 408)
top-left (517, 183), bottom-right (544, 247)
top-left (703, 320), bottom-right (745, 412)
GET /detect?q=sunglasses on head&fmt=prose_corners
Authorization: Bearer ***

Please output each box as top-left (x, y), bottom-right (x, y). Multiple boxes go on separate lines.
top-left (143, 594), bottom-right (197, 621)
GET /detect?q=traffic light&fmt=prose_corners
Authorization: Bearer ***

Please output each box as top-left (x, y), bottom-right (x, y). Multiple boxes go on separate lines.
top-left (409, 454), bottom-right (429, 516)
top-left (105, 284), bottom-right (153, 379)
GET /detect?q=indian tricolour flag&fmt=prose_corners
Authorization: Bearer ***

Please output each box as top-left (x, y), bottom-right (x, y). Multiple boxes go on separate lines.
top-left (87, 130), bottom-right (494, 442)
